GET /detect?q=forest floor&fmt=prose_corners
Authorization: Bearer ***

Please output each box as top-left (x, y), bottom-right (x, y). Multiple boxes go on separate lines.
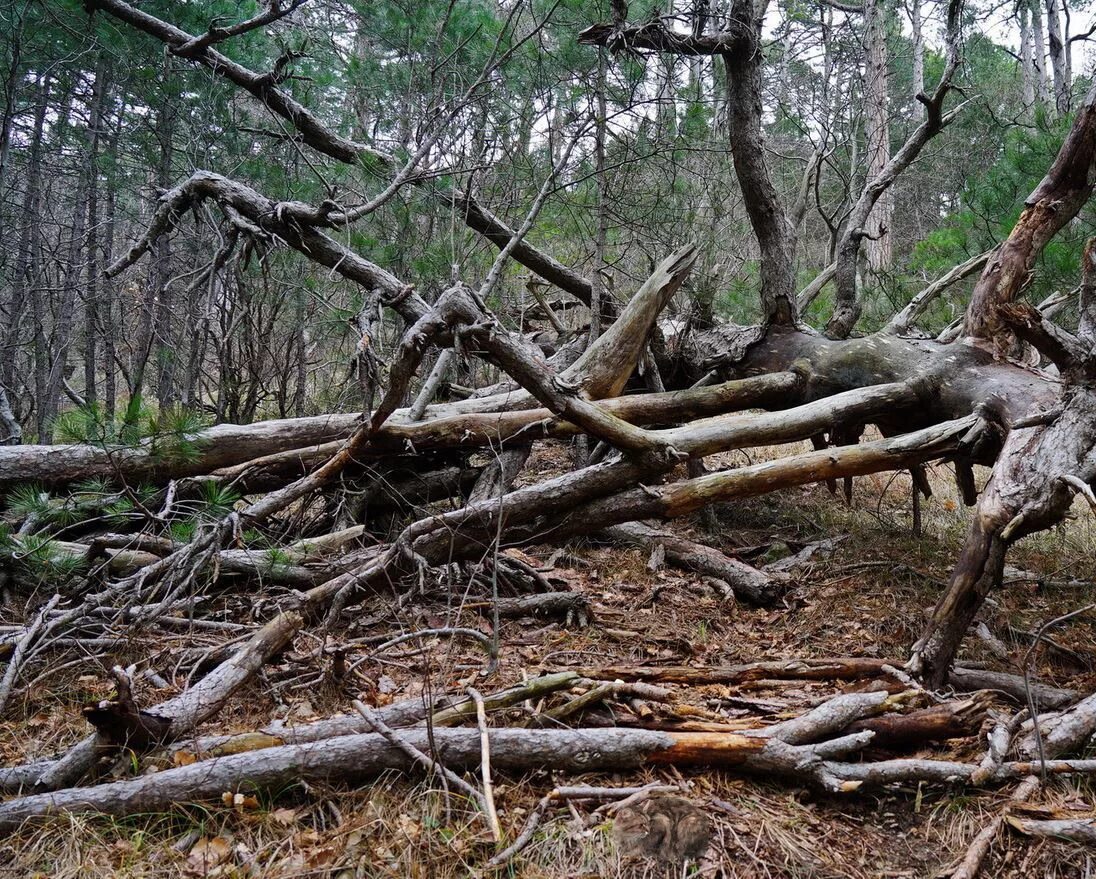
top-left (2, 438), bottom-right (1096, 878)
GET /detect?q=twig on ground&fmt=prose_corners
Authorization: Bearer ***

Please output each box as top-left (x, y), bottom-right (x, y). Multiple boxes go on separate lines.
top-left (350, 699), bottom-right (490, 820)
top-left (468, 687), bottom-right (502, 842)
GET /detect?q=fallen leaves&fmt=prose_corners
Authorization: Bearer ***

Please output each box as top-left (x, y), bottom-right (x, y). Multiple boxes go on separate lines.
top-left (184, 835), bottom-right (231, 876)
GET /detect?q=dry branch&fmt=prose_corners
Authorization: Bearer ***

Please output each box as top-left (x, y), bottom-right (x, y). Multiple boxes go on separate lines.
top-left (1005, 815), bottom-right (1096, 845)
top-left (0, 686), bottom-right (893, 828)
top-left (602, 521), bottom-right (785, 605)
top-left (27, 610), bottom-right (300, 792)
top-left (951, 776), bottom-right (1040, 879)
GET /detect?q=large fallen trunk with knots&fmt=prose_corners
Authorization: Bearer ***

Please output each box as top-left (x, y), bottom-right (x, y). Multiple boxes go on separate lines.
top-left (5, 679), bottom-right (1096, 832)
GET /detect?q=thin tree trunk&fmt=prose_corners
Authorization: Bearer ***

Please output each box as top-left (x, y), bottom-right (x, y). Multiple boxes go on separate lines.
top-left (43, 73), bottom-right (95, 440)
top-left (83, 55), bottom-right (111, 408)
top-left (0, 12), bottom-right (22, 201)
top-left (863, 0), bottom-right (892, 274)
top-left (720, 0), bottom-right (797, 325)
top-left (590, 49), bottom-right (609, 343)
top-left (153, 68), bottom-right (177, 410)
top-left (100, 151), bottom-right (119, 421)
top-left (1031, 0), bottom-right (1051, 108)
top-left (909, 0), bottom-right (924, 115)
top-left (124, 99), bottom-right (174, 431)
top-left (4, 74), bottom-right (49, 433)
top-left (1044, 0), bottom-right (1069, 113)
top-left (1019, 5), bottom-right (1036, 117)
top-left (2, 72), bottom-right (46, 382)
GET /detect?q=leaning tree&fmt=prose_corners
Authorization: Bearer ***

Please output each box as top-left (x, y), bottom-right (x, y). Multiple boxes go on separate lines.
top-left (1, 0), bottom-right (1096, 787)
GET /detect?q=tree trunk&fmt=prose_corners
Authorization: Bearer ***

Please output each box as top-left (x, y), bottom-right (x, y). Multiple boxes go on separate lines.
top-left (2, 74), bottom-right (49, 421)
top-left (964, 81), bottom-right (1096, 341)
top-left (1019, 5), bottom-right (1036, 116)
top-left (82, 56), bottom-right (111, 409)
top-left (909, 0), bottom-right (924, 115)
top-left (153, 72), bottom-right (178, 410)
top-left (0, 13), bottom-right (22, 199)
top-left (1044, 0), bottom-right (1069, 113)
top-left (42, 72), bottom-right (95, 440)
top-left (720, 0), bottom-right (797, 326)
top-left (1031, 0), bottom-right (1051, 108)
top-left (863, 0), bottom-right (892, 274)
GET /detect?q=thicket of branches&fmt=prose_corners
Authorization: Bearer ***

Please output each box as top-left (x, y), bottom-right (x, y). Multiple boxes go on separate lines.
top-left (3, 0), bottom-right (1096, 868)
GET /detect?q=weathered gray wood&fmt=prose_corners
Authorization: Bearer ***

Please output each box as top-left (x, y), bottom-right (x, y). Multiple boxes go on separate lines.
top-left (602, 521), bottom-right (783, 605)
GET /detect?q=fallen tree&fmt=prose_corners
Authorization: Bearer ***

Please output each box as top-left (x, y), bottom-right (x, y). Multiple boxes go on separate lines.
top-left (4, 0), bottom-right (1096, 844)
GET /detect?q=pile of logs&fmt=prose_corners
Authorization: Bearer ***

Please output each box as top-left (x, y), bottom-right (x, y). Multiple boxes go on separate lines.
top-left (2, 654), bottom-right (1096, 874)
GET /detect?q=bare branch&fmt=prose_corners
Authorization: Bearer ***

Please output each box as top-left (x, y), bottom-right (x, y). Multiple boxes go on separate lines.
top-left (87, 0), bottom-right (597, 306)
top-left (997, 301), bottom-right (1087, 371)
top-left (171, 0), bottom-right (310, 57)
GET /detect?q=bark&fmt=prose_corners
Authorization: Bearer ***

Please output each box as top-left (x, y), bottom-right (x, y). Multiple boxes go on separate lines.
top-left (0, 728), bottom-right (761, 829)
top-left (910, 385), bottom-right (1096, 686)
top-left (0, 387), bottom-right (19, 444)
top-left (0, 14), bottom-right (20, 195)
top-left (577, 658), bottom-right (894, 685)
top-left (82, 56), bottom-right (110, 408)
top-left (1017, 692), bottom-right (1096, 758)
top-left (1032, 0), bottom-right (1051, 108)
top-left (0, 689), bottom-right (896, 828)
top-left (1006, 816), bottom-right (1096, 844)
top-left (0, 411), bottom-right (360, 491)
top-left (152, 75), bottom-right (178, 409)
top-left (11, 687), bottom-right (1096, 830)
top-left (721, 0), bottom-right (797, 325)
top-left (946, 667), bottom-right (1078, 707)
top-left (842, 695), bottom-right (990, 749)
top-left (581, 660), bottom-right (1080, 707)
top-left (590, 50), bottom-right (609, 341)
top-left (99, 112), bottom-right (122, 419)
top-left (909, 0), bottom-right (925, 114)
top-left (0, 361), bottom-right (794, 494)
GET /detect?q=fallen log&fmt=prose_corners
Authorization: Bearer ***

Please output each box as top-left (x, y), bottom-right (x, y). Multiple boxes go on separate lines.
top-left (1017, 691), bottom-right (1096, 759)
top-left (0, 247), bottom-right (701, 493)
top-left (577, 661), bottom-right (1081, 709)
top-left (575, 658), bottom-right (894, 685)
top-left (946, 667), bottom-right (1080, 709)
top-left (601, 521), bottom-right (785, 605)
top-left (162, 673), bottom-right (583, 761)
top-left (9, 722), bottom-right (1096, 829)
top-left (0, 412), bottom-right (361, 493)
top-left (823, 757), bottom-right (1096, 788)
top-left (0, 689), bottom-right (889, 829)
top-left (1005, 815), bottom-right (1096, 845)
top-left (0, 728), bottom-right (762, 830)
top-left (843, 695), bottom-right (990, 749)
top-left (12, 537), bottom-right (327, 586)
top-left (27, 610), bottom-right (300, 792)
